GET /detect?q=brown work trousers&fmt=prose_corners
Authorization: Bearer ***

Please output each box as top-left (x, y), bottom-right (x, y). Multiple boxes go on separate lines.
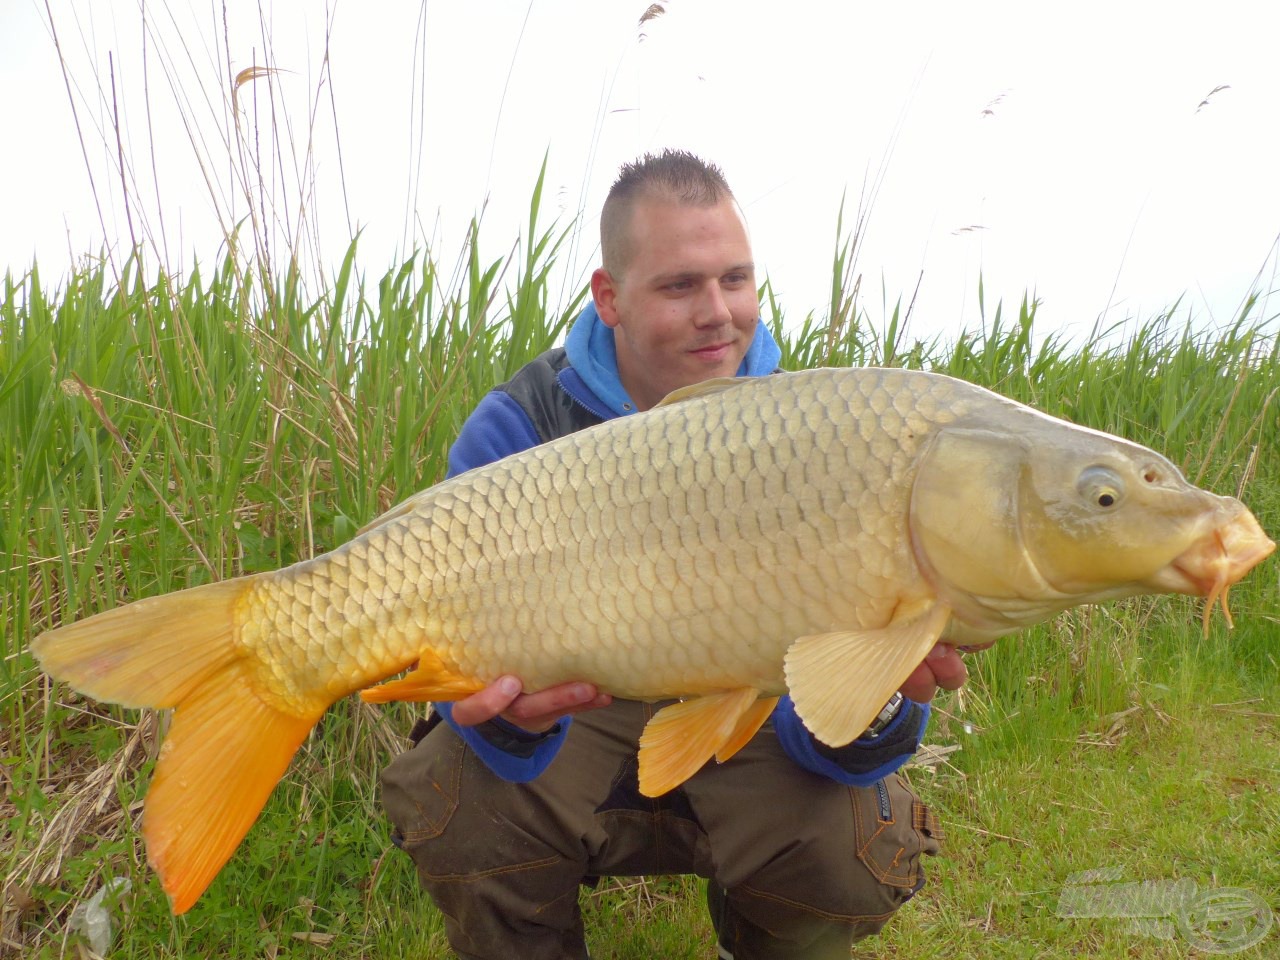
top-left (380, 699), bottom-right (941, 960)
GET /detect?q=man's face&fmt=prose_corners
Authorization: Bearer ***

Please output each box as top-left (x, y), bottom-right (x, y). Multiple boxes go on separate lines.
top-left (591, 197), bottom-right (759, 411)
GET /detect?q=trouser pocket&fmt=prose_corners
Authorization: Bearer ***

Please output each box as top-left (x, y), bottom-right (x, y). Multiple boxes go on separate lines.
top-left (852, 773), bottom-right (941, 895)
top-left (379, 723), bottom-right (463, 848)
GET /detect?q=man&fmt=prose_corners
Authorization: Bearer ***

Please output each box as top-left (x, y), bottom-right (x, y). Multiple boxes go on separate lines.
top-left (380, 150), bottom-right (975, 959)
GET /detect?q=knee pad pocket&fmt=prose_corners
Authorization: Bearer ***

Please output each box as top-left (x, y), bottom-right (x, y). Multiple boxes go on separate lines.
top-left (379, 725), bottom-right (464, 846)
top-left (851, 774), bottom-right (941, 896)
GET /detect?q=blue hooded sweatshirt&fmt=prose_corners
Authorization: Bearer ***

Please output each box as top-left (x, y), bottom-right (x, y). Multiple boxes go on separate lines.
top-left (432, 304), bottom-right (928, 785)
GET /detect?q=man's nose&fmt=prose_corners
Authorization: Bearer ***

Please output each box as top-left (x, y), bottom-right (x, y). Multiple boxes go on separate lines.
top-left (696, 281), bottom-right (733, 326)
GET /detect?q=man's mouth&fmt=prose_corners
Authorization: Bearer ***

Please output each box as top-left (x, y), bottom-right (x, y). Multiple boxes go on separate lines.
top-left (690, 342), bottom-right (732, 363)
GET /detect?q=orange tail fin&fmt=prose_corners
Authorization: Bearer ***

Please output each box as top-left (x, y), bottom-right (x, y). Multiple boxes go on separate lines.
top-left (31, 579), bottom-right (322, 913)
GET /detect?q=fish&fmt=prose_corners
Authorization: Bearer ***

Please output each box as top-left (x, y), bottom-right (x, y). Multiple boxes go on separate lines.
top-left (31, 367), bottom-right (1275, 913)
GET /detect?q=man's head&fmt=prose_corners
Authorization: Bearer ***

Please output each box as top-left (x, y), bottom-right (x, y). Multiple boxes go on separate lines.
top-left (591, 150), bottom-right (759, 412)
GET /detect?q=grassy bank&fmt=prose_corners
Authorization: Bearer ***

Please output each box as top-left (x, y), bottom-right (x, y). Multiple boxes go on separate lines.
top-left (2, 219), bottom-right (1278, 957)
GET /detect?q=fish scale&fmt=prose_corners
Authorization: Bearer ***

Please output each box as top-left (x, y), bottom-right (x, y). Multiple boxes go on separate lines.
top-left (31, 365), bottom-right (1274, 914)
top-left (240, 369), bottom-right (948, 703)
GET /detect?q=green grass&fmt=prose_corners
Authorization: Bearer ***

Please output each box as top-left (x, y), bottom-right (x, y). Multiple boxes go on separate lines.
top-left (3, 197), bottom-right (1279, 957)
top-left (886, 610), bottom-right (1280, 959)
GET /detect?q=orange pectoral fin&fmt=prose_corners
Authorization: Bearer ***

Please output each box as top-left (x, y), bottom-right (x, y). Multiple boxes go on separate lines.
top-left (359, 648), bottom-right (487, 704)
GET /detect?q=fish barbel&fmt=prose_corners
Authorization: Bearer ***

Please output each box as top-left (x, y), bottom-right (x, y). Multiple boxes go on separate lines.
top-left (31, 367), bottom-right (1275, 912)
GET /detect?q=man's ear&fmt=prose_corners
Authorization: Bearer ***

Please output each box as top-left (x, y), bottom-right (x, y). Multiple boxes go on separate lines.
top-left (591, 268), bottom-right (621, 328)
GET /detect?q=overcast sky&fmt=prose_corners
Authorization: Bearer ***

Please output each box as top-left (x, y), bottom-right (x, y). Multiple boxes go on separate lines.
top-left (4, 1), bottom-right (1279, 345)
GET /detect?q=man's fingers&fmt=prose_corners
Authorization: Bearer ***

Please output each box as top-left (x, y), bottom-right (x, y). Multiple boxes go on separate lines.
top-left (896, 644), bottom-right (974, 702)
top-left (449, 675), bottom-right (524, 726)
top-left (925, 644), bottom-right (970, 692)
top-left (503, 682), bottom-right (606, 728)
top-left (506, 692), bottom-right (614, 732)
top-left (957, 640), bottom-right (996, 653)
top-left (897, 659), bottom-right (940, 703)
top-left (450, 678), bottom-right (612, 733)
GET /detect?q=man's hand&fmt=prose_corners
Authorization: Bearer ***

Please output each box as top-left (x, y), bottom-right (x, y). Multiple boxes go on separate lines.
top-left (897, 642), bottom-right (993, 702)
top-left (450, 676), bottom-right (613, 734)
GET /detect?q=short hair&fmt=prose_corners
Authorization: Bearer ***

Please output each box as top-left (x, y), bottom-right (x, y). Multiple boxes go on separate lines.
top-left (600, 150), bottom-right (735, 276)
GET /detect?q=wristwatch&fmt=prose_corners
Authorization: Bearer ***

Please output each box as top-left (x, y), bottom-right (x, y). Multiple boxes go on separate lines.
top-left (862, 692), bottom-right (904, 739)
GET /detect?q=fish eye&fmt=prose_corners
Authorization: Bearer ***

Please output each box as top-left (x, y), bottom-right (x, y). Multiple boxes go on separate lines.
top-left (1077, 466), bottom-right (1125, 509)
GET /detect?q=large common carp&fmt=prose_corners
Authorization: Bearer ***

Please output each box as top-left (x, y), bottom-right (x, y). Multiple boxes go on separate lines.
top-left (32, 367), bottom-right (1274, 913)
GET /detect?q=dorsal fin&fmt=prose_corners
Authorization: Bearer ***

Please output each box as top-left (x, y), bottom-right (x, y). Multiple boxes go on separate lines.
top-left (653, 377), bottom-right (747, 408)
top-left (354, 489), bottom-right (433, 538)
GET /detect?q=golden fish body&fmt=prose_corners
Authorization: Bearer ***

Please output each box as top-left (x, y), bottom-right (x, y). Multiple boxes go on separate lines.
top-left (244, 367), bottom-right (943, 709)
top-left (31, 367), bottom-right (1275, 913)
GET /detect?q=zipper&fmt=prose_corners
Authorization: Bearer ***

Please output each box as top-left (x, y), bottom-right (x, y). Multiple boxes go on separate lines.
top-left (875, 779), bottom-right (892, 821)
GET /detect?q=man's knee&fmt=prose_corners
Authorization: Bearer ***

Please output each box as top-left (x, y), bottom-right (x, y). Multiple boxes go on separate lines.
top-left (379, 723), bottom-right (462, 858)
top-left (723, 774), bottom-right (941, 950)
top-left (381, 724), bottom-right (578, 880)
top-left (839, 774), bottom-right (941, 918)
top-left (380, 725), bottom-right (597, 958)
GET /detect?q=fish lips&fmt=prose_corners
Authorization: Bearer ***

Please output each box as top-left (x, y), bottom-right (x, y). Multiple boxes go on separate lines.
top-left (1142, 501), bottom-right (1275, 597)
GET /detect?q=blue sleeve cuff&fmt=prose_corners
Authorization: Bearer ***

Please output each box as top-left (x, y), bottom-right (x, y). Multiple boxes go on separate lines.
top-left (433, 701), bottom-right (571, 782)
top-left (774, 695), bottom-right (929, 787)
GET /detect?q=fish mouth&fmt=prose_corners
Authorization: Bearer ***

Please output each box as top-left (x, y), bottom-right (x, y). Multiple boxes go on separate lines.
top-left (1143, 504), bottom-right (1275, 635)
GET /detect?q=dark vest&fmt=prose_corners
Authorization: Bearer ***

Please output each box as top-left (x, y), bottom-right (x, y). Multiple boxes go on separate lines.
top-left (496, 347), bottom-right (607, 444)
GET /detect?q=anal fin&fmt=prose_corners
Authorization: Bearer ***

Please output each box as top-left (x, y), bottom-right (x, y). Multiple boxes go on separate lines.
top-left (784, 603), bottom-right (951, 747)
top-left (637, 688), bottom-right (766, 797)
top-left (359, 648), bottom-right (487, 703)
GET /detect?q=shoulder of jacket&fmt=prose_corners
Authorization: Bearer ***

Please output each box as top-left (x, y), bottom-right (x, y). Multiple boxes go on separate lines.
top-left (496, 347), bottom-right (569, 400)
top-left (493, 347), bottom-right (602, 444)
